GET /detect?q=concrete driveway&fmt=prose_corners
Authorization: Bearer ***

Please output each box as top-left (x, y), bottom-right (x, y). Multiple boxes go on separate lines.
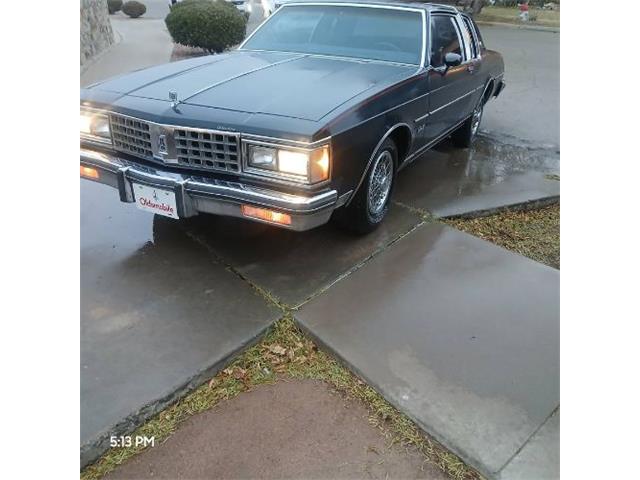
top-left (81, 13), bottom-right (560, 477)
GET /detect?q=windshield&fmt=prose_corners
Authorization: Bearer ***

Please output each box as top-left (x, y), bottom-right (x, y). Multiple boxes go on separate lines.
top-left (242, 5), bottom-right (424, 65)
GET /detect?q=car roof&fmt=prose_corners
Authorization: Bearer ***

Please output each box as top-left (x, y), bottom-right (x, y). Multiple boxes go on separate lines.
top-left (280, 0), bottom-right (460, 14)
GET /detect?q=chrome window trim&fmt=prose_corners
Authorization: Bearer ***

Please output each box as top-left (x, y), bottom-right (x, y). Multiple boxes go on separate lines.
top-left (239, 2), bottom-right (427, 69)
top-left (454, 14), bottom-right (473, 63)
top-left (461, 14), bottom-right (481, 61)
top-left (428, 12), bottom-right (467, 66)
top-left (241, 138), bottom-right (332, 188)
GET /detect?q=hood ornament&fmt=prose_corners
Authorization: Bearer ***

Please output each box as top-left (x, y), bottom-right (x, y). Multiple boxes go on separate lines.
top-left (169, 90), bottom-right (181, 111)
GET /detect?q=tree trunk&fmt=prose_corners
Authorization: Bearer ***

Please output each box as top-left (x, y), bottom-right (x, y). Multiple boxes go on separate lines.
top-left (471, 0), bottom-right (484, 16)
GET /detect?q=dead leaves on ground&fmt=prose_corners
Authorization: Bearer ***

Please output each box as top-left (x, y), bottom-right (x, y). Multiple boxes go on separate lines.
top-left (262, 341), bottom-right (315, 372)
top-left (268, 344), bottom-right (287, 356)
top-left (210, 339), bottom-right (317, 386)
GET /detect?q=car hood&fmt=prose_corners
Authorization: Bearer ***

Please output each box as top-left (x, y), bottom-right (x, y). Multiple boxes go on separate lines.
top-left (87, 50), bottom-right (416, 122)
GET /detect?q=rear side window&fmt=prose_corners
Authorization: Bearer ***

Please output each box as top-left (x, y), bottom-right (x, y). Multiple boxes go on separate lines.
top-left (430, 15), bottom-right (462, 67)
top-left (461, 16), bottom-right (478, 58)
top-left (468, 17), bottom-right (486, 52)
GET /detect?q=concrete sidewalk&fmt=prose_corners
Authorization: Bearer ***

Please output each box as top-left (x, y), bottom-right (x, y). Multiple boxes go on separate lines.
top-left (106, 380), bottom-right (448, 480)
top-left (297, 224), bottom-right (560, 479)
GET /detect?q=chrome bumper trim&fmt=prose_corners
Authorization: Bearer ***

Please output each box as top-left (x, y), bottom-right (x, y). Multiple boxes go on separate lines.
top-left (81, 148), bottom-right (338, 231)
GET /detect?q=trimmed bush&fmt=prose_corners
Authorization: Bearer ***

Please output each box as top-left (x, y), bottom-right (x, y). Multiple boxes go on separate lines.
top-left (165, 0), bottom-right (247, 54)
top-left (122, 0), bottom-right (146, 18)
top-left (107, 0), bottom-right (123, 14)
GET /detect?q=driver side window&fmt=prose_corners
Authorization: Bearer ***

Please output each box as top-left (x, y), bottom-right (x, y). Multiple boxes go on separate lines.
top-left (430, 15), bottom-right (463, 67)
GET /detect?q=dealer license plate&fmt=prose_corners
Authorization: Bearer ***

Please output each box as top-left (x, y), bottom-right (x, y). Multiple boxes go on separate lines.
top-left (132, 183), bottom-right (179, 219)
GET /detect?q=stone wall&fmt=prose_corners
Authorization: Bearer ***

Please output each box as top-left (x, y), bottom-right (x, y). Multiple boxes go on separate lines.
top-left (80, 0), bottom-right (114, 66)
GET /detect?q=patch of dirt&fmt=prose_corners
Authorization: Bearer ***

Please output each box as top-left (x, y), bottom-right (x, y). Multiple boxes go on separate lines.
top-left (446, 203), bottom-right (560, 269)
top-left (105, 379), bottom-right (447, 480)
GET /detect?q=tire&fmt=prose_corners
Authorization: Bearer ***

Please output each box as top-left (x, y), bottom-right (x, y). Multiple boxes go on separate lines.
top-left (451, 101), bottom-right (483, 148)
top-left (333, 137), bottom-right (397, 234)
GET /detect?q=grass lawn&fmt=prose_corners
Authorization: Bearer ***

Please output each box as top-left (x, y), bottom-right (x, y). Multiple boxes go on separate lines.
top-left (446, 203), bottom-right (560, 269)
top-left (477, 6), bottom-right (560, 28)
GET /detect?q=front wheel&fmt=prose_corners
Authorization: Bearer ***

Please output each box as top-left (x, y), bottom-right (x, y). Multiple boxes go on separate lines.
top-left (333, 138), bottom-right (397, 234)
top-left (451, 102), bottom-right (483, 148)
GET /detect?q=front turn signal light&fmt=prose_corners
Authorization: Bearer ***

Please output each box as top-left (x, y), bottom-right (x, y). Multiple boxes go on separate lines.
top-left (241, 205), bottom-right (292, 226)
top-left (80, 166), bottom-right (100, 179)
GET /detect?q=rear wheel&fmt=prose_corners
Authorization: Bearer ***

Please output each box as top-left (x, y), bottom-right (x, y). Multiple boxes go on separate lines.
top-left (333, 138), bottom-right (397, 234)
top-left (452, 102), bottom-right (483, 148)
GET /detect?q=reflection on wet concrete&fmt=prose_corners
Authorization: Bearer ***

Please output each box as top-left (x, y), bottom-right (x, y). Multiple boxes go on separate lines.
top-left (394, 135), bottom-right (560, 218)
top-left (80, 182), bottom-right (278, 467)
top-left (181, 203), bottom-right (422, 307)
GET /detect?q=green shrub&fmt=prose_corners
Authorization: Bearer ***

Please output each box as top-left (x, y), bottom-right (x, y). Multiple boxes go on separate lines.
top-left (165, 0), bottom-right (247, 54)
top-left (107, 0), bottom-right (123, 14)
top-left (122, 0), bottom-right (146, 18)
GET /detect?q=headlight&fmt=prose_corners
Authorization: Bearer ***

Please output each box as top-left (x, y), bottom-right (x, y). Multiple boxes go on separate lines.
top-left (246, 144), bottom-right (330, 184)
top-left (80, 108), bottom-right (112, 145)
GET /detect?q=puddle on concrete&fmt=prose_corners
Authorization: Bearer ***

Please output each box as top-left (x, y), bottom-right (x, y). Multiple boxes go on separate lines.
top-left (394, 135), bottom-right (560, 218)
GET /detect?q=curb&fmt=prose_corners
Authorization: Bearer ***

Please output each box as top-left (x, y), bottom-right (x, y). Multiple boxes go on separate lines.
top-left (475, 20), bottom-right (559, 33)
top-left (439, 195), bottom-right (560, 220)
top-left (80, 321), bottom-right (274, 470)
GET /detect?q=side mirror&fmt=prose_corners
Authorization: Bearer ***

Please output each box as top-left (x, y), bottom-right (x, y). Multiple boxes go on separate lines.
top-left (434, 52), bottom-right (463, 75)
top-left (444, 52), bottom-right (462, 68)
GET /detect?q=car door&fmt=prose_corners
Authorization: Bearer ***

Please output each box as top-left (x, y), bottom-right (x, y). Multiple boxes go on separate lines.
top-left (424, 13), bottom-right (476, 143)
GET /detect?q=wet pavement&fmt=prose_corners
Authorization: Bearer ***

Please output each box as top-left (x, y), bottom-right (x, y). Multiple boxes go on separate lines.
top-left (394, 136), bottom-right (559, 218)
top-left (180, 204), bottom-right (422, 307)
top-left (480, 26), bottom-right (560, 148)
top-left (296, 223), bottom-right (560, 479)
top-left (498, 410), bottom-right (559, 480)
top-left (80, 181), bottom-right (280, 467)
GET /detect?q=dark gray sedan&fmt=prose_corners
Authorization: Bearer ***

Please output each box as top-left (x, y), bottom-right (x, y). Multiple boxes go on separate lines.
top-left (80, 1), bottom-right (504, 233)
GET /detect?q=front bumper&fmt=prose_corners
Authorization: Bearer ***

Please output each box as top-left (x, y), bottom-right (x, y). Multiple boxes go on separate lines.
top-left (81, 148), bottom-right (338, 231)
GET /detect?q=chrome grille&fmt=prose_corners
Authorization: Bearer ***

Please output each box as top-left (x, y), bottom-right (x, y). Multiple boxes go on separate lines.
top-left (110, 114), bottom-right (153, 160)
top-left (174, 129), bottom-right (240, 173)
